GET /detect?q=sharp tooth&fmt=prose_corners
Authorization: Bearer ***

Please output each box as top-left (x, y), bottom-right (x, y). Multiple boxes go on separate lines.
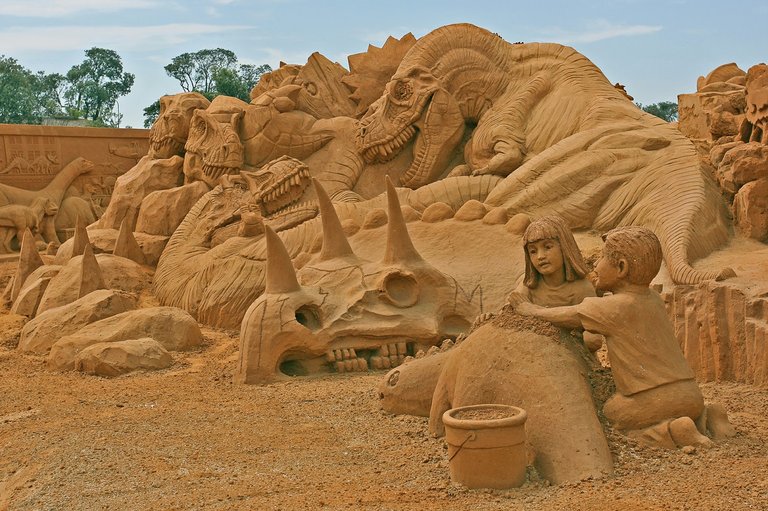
top-left (342, 348), bottom-right (350, 360)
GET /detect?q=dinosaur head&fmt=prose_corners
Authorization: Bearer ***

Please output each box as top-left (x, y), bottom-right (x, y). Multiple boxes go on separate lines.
top-left (745, 64), bottom-right (768, 126)
top-left (149, 92), bottom-right (211, 159)
top-left (183, 102), bottom-right (245, 186)
top-left (241, 156), bottom-right (311, 217)
top-left (236, 178), bottom-right (475, 384)
top-left (356, 65), bottom-right (465, 189)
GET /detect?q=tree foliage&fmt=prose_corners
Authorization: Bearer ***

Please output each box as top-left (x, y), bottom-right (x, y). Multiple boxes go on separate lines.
top-left (63, 48), bottom-right (135, 126)
top-left (636, 101), bottom-right (678, 122)
top-left (0, 48), bottom-right (133, 127)
top-left (164, 48), bottom-right (238, 97)
top-left (143, 48), bottom-right (271, 126)
top-left (0, 56), bottom-right (40, 124)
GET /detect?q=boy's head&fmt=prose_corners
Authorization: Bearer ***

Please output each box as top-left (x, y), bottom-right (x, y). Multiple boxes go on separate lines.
top-left (597, 226), bottom-right (662, 289)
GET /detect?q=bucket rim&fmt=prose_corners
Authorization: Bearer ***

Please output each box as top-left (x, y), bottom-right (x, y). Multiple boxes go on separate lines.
top-left (443, 403), bottom-right (527, 430)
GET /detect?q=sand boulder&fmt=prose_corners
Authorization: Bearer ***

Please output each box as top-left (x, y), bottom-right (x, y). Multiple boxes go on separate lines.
top-left (74, 338), bottom-right (173, 377)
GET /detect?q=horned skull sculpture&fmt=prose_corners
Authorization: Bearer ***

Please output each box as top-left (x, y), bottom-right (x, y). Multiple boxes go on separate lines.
top-left (237, 177), bottom-right (476, 384)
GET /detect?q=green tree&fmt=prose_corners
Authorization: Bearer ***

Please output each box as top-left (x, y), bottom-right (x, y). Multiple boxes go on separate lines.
top-left (213, 63), bottom-right (272, 102)
top-left (144, 49), bottom-right (271, 126)
top-left (0, 56), bottom-right (40, 124)
top-left (637, 101), bottom-right (678, 122)
top-left (63, 47), bottom-right (135, 126)
top-left (164, 48), bottom-right (238, 97)
top-left (142, 100), bottom-right (160, 128)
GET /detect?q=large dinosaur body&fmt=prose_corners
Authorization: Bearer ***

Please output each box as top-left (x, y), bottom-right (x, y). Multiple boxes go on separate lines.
top-left (357, 23), bottom-right (733, 285)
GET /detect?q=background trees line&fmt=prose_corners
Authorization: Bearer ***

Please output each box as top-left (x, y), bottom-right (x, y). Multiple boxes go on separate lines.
top-left (1, 46), bottom-right (677, 128)
top-left (0, 47), bottom-right (271, 128)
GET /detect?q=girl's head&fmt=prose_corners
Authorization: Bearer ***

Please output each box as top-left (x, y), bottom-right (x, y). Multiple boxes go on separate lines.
top-left (522, 215), bottom-right (589, 288)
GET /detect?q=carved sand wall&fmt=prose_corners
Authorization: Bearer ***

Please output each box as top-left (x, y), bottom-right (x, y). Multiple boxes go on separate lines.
top-left (665, 281), bottom-right (768, 385)
top-left (0, 124), bottom-right (149, 240)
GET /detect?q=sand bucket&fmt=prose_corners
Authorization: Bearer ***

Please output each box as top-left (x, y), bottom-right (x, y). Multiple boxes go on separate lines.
top-left (443, 404), bottom-right (528, 489)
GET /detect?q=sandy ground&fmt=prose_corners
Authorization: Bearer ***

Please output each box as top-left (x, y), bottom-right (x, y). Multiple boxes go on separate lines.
top-left (1, 263), bottom-right (767, 511)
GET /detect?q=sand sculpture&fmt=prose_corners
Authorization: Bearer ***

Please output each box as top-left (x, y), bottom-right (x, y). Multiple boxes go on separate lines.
top-left (513, 227), bottom-right (722, 445)
top-left (0, 157), bottom-right (95, 246)
top-left (149, 24), bottom-right (737, 355)
top-left (0, 197), bottom-right (58, 253)
top-left (237, 178), bottom-right (476, 383)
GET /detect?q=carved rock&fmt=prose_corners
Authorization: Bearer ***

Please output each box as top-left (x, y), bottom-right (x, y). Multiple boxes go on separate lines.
top-left (421, 202), bottom-right (454, 223)
top-left (734, 178), bottom-right (768, 241)
top-left (37, 254), bottom-right (152, 315)
top-left (666, 280), bottom-right (768, 385)
top-left (94, 155), bottom-right (184, 231)
top-left (135, 181), bottom-right (211, 236)
top-left (19, 289), bottom-right (137, 354)
top-left (74, 338), bottom-right (173, 377)
top-left (10, 264), bottom-right (61, 317)
top-left (48, 306), bottom-right (203, 371)
top-left (54, 229), bottom-right (168, 267)
top-left (454, 200), bottom-right (488, 221)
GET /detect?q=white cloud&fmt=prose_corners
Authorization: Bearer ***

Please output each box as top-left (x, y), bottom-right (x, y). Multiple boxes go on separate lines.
top-left (0, 0), bottom-right (159, 17)
top-left (541, 21), bottom-right (662, 44)
top-left (0, 24), bottom-right (254, 53)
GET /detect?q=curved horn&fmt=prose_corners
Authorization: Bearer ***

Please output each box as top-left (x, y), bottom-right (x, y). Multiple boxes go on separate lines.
top-left (265, 225), bottom-right (301, 294)
top-left (313, 178), bottom-right (354, 260)
top-left (382, 175), bottom-right (423, 264)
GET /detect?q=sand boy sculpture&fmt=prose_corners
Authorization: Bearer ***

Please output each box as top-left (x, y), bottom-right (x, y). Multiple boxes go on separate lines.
top-left (512, 226), bottom-right (732, 448)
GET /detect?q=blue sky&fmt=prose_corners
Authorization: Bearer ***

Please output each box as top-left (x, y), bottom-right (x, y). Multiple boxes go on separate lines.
top-left (1, 0), bottom-right (766, 128)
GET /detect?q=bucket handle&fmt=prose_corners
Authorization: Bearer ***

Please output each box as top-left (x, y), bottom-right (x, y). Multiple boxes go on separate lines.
top-left (448, 431), bottom-right (477, 462)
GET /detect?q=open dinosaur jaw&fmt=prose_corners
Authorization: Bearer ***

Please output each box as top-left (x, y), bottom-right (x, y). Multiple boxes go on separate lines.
top-left (258, 165), bottom-right (312, 216)
top-left (360, 124), bottom-right (417, 164)
top-left (149, 136), bottom-right (185, 158)
top-left (279, 338), bottom-right (439, 377)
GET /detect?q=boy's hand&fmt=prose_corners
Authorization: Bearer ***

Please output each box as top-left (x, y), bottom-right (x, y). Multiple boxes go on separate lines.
top-left (515, 301), bottom-right (543, 317)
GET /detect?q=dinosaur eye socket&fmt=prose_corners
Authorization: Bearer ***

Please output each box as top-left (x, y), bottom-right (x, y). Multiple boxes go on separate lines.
top-left (380, 271), bottom-right (419, 308)
top-left (295, 304), bottom-right (321, 331)
top-left (393, 80), bottom-right (413, 101)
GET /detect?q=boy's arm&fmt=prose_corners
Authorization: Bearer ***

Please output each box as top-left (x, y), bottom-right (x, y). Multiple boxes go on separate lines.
top-left (515, 302), bottom-right (584, 329)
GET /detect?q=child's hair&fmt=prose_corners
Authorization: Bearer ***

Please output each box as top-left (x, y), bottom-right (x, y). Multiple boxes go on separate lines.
top-left (601, 226), bottom-right (663, 286)
top-left (522, 215), bottom-right (589, 288)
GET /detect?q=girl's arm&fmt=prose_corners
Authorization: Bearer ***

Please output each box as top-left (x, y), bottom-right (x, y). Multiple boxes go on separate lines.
top-left (515, 302), bottom-right (583, 329)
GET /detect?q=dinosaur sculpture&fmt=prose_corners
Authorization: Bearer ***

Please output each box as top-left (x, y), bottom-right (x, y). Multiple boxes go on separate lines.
top-left (739, 63), bottom-right (768, 144)
top-left (237, 179), bottom-right (476, 383)
top-left (149, 92), bottom-right (211, 159)
top-left (154, 174), bottom-right (499, 328)
top-left (356, 23), bottom-right (733, 285)
top-left (155, 23), bottom-right (736, 341)
top-left (0, 156), bottom-right (94, 244)
top-left (0, 197), bottom-right (58, 253)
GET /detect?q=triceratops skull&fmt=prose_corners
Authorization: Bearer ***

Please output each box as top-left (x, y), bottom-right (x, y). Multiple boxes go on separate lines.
top-left (237, 177), bottom-right (475, 384)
